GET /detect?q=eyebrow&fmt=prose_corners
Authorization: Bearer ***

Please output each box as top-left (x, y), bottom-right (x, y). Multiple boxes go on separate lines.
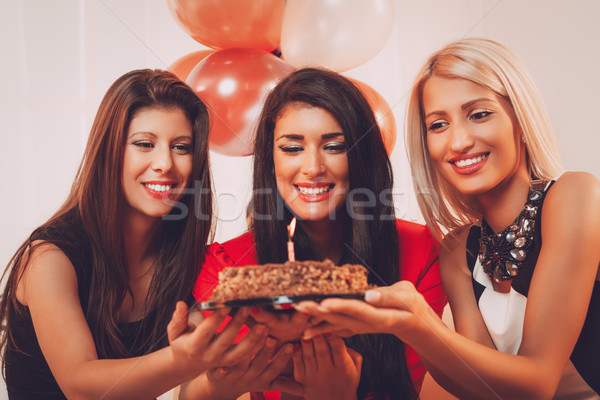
top-left (128, 131), bottom-right (192, 141)
top-left (424, 97), bottom-right (495, 119)
top-left (275, 132), bottom-right (344, 142)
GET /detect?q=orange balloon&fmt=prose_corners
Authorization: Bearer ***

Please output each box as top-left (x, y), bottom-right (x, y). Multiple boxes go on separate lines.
top-left (350, 79), bottom-right (397, 155)
top-left (168, 50), bottom-right (214, 82)
top-left (187, 48), bottom-right (295, 156)
top-left (167, 0), bottom-right (284, 52)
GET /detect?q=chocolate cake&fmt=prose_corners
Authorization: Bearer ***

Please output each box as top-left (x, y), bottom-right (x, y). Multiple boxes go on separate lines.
top-left (209, 259), bottom-right (369, 302)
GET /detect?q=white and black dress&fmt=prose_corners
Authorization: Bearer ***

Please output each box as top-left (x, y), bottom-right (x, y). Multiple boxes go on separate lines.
top-left (466, 181), bottom-right (600, 398)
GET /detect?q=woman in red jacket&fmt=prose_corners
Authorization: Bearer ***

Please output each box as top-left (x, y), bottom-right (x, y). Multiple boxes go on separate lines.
top-left (193, 68), bottom-right (446, 400)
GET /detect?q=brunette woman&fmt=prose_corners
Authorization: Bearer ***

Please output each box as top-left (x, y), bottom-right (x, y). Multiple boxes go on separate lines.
top-left (0, 69), bottom-right (273, 399)
top-left (195, 67), bottom-right (447, 400)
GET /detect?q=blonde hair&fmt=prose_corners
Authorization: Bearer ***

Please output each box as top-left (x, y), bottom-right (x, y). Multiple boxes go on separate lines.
top-left (406, 38), bottom-right (563, 239)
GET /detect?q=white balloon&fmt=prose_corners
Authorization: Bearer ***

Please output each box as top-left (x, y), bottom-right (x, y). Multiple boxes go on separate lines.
top-left (280, 0), bottom-right (395, 72)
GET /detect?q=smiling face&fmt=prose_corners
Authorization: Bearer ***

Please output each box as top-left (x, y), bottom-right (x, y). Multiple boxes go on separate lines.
top-left (422, 76), bottom-right (528, 197)
top-left (122, 107), bottom-right (193, 220)
top-left (273, 104), bottom-right (350, 222)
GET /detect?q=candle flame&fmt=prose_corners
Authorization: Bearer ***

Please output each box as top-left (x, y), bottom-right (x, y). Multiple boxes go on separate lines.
top-left (288, 217), bottom-right (297, 238)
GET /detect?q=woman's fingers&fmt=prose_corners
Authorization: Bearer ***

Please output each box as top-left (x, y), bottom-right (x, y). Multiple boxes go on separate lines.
top-left (364, 281), bottom-right (419, 309)
top-left (319, 298), bottom-right (379, 315)
top-left (249, 307), bottom-right (278, 324)
top-left (326, 334), bottom-right (347, 367)
top-left (248, 337), bottom-right (277, 372)
top-left (251, 308), bottom-right (309, 343)
top-left (346, 347), bottom-right (363, 377)
top-left (167, 301), bottom-right (189, 344)
top-left (303, 324), bottom-right (353, 340)
top-left (256, 342), bottom-right (294, 383)
top-left (311, 335), bottom-right (333, 368)
top-left (290, 310), bottom-right (310, 326)
top-left (300, 338), bottom-right (317, 372)
top-left (309, 311), bottom-right (371, 335)
top-left (271, 375), bottom-right (304, 397)
top-left (210, 308), bottom-right (250, 348)
top-left (184, 308), bottom-right (232, 356)
top-left (292, 342), bottom-right (305, 381)
top-left (186, 307), bottom-right (206, 330)
top-left (220, 323), bottom-right (269, 366)
top-left (207, 366), bottom-right (231, 381)
top-left (293, 300), bottom-right (321, 314)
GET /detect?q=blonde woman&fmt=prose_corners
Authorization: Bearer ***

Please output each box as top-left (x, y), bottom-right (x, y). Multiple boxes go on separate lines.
top-left (296, 38), bottom-right (600, 399)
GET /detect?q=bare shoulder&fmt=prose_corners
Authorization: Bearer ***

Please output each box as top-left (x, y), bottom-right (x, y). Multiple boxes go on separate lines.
top-left (547, 171), bottom-right (600, 203)
top-left (26, 240), bottom-right (75, 272)
top-left (544, 172), bottom-right (600, 221)
top-left (19, 240), bottom-right (78, 307)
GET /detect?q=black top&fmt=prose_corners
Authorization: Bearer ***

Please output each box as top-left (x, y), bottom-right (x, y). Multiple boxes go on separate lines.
top-left (466, 182), bottom-right (600, 395)
top-left (4, 210), bottom-right (187, 399)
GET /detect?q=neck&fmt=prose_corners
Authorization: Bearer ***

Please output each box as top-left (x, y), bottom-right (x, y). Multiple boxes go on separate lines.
top-left (123, 210), bottom-right (161, 277)
top-left (298, 216), bottom-right (346, 264)
top-left (476, 168), bottom-right (531, 232)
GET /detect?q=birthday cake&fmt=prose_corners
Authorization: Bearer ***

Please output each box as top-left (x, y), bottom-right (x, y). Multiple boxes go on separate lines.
top-left (209, 259), bottom-right (369, 303)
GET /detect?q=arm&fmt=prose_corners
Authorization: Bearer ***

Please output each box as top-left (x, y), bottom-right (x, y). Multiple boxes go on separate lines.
top-left (21, 243), bottom-right (268, 400)
top-left (403, 229), bottom-right (448, 391)
top-left (298, 171), bottom-right (600, 399)
top-left (414, 227), bottom-right (496, 396)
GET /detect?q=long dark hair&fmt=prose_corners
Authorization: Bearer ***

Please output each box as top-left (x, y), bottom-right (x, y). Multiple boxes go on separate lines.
top-left (253, 68), bottom-right (416, 399)
top-left (0, 69), bottom-right (213, 364)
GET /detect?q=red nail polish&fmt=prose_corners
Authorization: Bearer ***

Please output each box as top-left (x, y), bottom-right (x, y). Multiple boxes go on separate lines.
top-left (250, 306), bottom-right (260, 316)
top-left (294, 343), bottom-right (301, 352)
top-left (301, 338), bottom-right (311, 344)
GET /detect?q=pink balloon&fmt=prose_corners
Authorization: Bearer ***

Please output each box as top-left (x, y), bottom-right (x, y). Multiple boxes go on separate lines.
top-left (168, 50), bottom-right (214, 82)
top-left (349, 79), bottom-right (397, 155)
top-left (187, 48), bottom-right (295, 156)
top-left (167, 0), bottom-right (285, 52)
top-left (281, 0), bottom-right (395, 72)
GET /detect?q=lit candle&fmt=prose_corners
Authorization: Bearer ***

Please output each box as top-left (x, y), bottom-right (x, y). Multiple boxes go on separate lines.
top-left (287, 217), bottom-right (297, 262)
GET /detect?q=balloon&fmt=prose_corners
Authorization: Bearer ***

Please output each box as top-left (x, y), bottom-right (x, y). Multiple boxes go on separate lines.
top-left (167, 0), bottom-right (285, 52)
top-left (187, 48), bottom-right (295, 156)
top-left (168, 50), bottom-right (214, 82)
top-left (280, 0), bottom-right (395, 72)
top-left (350, 78), bottom-right (397, 155)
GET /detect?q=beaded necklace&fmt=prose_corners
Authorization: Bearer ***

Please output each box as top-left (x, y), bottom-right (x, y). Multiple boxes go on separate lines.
top-left (478, 179), bottom-right (547, 283)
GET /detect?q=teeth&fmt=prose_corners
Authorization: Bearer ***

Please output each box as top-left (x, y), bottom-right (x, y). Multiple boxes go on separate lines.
top-left (144, 183), bottom-right (174, 192)
top-left (296, 185), bottom-right (331, 196)
top-left (454, 154), bottom-right (487, 167)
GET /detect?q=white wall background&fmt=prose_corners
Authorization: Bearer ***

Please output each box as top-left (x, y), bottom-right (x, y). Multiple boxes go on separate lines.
top-left (1, 0), bottom-right (599, 397)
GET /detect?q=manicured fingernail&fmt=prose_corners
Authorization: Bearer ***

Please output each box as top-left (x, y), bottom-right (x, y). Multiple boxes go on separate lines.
top-left (250, 306), bottom-right (261, 316)
top-left (284, 344), bottom-right (293, 354)
top-left (365, 290), bottom-right (381, 302)
top-left (266, 337), bottom-right (276, 347)
top-left (301, 338), bottom-right (312, 344)
top-left (255, 324), bottom-right (266, 335)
